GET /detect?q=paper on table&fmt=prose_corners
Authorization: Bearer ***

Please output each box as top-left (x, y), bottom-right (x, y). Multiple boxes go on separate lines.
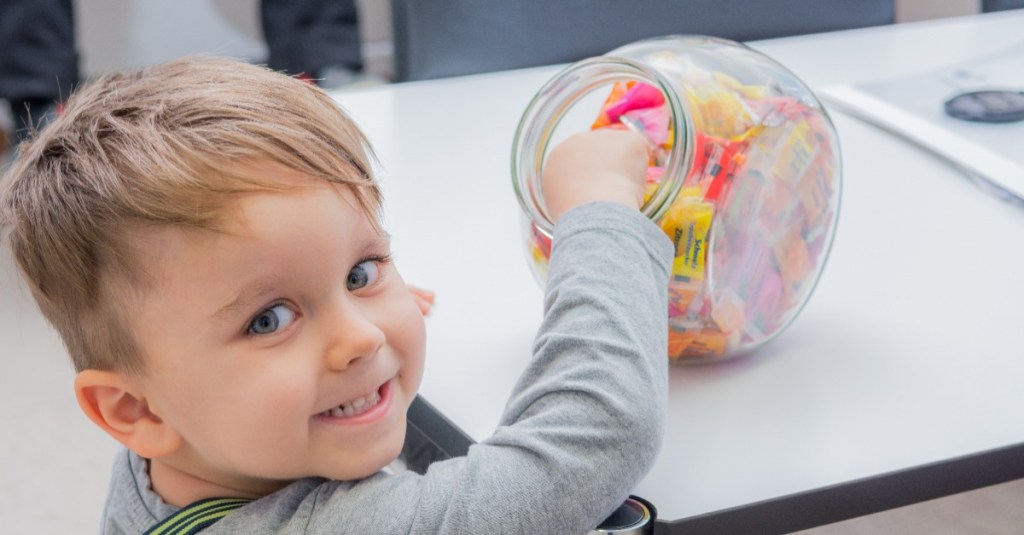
top-left (817, 42), bottom-right (1024, 202)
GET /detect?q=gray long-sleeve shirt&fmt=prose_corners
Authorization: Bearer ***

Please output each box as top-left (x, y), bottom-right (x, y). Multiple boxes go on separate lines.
top-left (101, 202), bottom-right (673, 534)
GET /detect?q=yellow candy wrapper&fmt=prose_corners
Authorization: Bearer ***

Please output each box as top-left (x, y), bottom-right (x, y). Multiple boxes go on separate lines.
top-left (661, 189), bottom-right (715, 281)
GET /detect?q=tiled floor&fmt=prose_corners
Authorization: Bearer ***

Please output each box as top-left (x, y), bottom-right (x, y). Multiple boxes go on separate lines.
top-left (1, 244), bottom-right (119, 533)
top-left (799, 479), bottom-right (1024, 534)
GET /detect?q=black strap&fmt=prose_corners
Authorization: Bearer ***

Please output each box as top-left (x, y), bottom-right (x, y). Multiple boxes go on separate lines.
top-left (144, 497), bottom-right (252, 535)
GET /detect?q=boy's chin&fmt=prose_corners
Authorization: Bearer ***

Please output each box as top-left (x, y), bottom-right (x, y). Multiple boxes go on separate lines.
top-left (324, 457), bottom-right (399, 481)
top-left (326, 431), bottom-right (407, 481)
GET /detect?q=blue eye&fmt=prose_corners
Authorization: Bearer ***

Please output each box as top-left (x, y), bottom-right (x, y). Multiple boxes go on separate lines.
top-left (347, 260), bottom-right (380, 291)
top-left (248, 304), bottom-right (296, 335)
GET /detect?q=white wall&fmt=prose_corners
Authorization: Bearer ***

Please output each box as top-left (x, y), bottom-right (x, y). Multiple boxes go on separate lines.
top-left (75, 0), bottom-right (266, 78)
top-left (897, 0), bottom-right (980, 21)
top-left (74, 0), bottom-right (394, 79)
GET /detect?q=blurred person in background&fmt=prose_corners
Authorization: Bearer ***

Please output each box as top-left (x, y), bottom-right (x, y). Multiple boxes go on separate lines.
top-left (0, 0), bottom-right (78, 150)
top-left (262, 0), bottom-right (368, 88)
top-left (0, 0), bottom-right (366, 161)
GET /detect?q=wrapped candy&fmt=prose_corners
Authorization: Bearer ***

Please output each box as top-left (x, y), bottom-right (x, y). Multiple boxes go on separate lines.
top-left (514, 36), bottom-right (841, 362)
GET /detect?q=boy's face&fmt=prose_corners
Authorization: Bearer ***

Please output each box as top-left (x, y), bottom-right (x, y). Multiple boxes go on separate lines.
top-left (128, 166), bottom-right (425, 494)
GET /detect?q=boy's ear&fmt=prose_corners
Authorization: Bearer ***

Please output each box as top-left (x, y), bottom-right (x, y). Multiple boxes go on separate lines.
top-left (74, 370), bottom-right (181, 459)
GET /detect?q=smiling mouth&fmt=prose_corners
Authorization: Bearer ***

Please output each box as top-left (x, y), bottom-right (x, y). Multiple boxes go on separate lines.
top-left (319, 382), bottom-right (386, 418)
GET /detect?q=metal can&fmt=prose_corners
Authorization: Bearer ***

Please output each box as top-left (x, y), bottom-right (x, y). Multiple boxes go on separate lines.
top-left (589, 496), bottom-right (656, 535)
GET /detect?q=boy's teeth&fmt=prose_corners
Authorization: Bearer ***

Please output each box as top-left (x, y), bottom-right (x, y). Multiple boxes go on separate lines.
top-left (323, 390), bottom-right (382, 418)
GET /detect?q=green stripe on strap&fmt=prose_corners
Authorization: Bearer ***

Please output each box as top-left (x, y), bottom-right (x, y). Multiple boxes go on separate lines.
top-left (144, 497), bottom-right (252, 535)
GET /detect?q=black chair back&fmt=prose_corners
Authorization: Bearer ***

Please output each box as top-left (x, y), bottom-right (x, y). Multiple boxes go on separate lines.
top-left (982, 0), bottom-right (1024, 11)
top-left (391, 0), bottom-right (894, 82)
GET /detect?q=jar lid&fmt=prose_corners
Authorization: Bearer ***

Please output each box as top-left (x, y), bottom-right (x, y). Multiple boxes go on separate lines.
top-left (511, 57), bottom-right (689, 235)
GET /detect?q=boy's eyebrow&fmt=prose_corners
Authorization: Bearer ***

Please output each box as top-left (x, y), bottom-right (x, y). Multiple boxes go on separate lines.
top-left (371, 230), bottom-right (392, 246)
top-left (362, 231), bottom-right (393, 254)
top-left (209, 232), bottom-right (392, 321)
top-left (212, 279), bottom-right (283, 321)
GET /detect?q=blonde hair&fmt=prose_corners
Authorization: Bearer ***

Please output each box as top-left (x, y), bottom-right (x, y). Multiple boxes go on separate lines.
top-left (0, 56), bottom-right (381, 373)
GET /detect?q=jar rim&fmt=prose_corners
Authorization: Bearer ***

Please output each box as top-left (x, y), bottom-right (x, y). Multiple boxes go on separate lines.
top-left (510, 56), bottom-right (693, 235)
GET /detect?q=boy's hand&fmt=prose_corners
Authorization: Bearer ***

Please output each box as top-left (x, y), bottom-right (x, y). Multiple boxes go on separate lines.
top-left (541, 130), bottom-right (649, 223)
top-left (408, 284), bottom-right (436, 316)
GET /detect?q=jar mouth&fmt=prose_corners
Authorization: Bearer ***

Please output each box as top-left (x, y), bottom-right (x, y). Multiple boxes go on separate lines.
top-left (511, 57), bottom-right (692, 236)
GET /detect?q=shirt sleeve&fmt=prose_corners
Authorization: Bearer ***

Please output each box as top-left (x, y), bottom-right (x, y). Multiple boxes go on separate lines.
top-left (215, 202), bottom-right (674, 535)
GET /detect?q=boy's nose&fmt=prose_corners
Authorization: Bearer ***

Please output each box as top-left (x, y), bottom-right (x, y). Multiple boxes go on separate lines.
top-left (324, 306), bottom-right (386, 371)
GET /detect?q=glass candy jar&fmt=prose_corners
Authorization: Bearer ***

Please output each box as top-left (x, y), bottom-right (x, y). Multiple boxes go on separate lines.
top-left (511, 36), bottom-right (841, 363)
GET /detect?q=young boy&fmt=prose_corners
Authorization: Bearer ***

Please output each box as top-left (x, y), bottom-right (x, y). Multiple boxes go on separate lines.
top-left (0, 57), bottom-right (672, 534)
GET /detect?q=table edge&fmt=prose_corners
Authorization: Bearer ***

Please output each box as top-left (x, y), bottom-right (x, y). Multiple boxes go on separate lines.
top-left (410, 395), bottom-right (1024, 532)
top-left (653, 441), bottom-right (1024, 533)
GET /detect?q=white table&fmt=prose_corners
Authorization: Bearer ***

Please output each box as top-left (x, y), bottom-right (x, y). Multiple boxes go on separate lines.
top-left (331, 11), bottom-right (1024, 532)
top-left (2, 10), bottom-right (1022, 534)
